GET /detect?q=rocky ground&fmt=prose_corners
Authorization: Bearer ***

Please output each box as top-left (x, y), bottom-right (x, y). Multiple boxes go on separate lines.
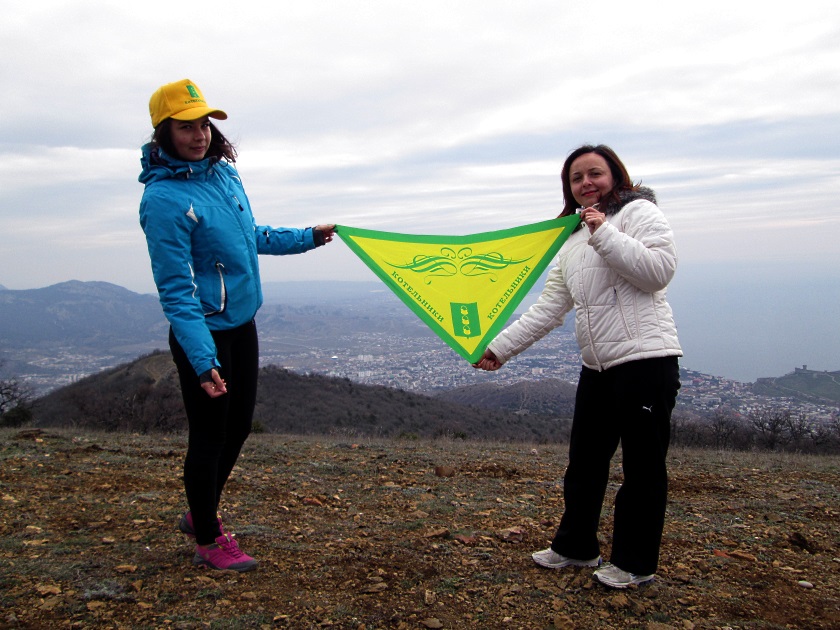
top-left (1, 428), bottom-right (838, 629)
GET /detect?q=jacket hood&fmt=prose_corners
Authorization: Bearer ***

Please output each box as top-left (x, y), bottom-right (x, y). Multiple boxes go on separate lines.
top-left (600, 186), bottom-right (657, 216)
top-left (138, 143), bottom-right (218, 186)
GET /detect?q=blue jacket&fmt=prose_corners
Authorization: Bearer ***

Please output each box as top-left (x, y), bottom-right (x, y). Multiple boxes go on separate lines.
top-left (139, 144), bottom-right (318, 376)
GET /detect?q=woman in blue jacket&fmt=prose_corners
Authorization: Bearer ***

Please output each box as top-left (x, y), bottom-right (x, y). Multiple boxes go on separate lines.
top-left (139, 78), bottom-right (335, 572)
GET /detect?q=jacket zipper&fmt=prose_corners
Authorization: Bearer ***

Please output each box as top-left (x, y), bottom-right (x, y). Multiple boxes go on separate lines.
top-left (227, 189), bottom-right (260, 295)
top-left (578, 248), bottom-right (602, 370)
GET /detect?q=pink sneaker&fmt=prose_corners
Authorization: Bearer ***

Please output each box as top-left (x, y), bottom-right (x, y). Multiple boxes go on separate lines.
top-left (193, 534), bottom-right (257, 572)
top-left (178, 511), bottom-right (224, 539)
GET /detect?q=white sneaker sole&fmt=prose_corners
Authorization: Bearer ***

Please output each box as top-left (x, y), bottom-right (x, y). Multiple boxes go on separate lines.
top-left (594, 572), bottom-right (655, 588)
top-left (532, 553), bottom-right (601, 569)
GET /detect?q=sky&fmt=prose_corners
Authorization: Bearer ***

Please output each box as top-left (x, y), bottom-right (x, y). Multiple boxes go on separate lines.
top-left (1, 1), bottom-right (839, 382)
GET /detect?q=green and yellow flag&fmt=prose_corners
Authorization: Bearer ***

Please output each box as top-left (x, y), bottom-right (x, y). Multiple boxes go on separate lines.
top-left (336, 215), bottom-right (581, 363)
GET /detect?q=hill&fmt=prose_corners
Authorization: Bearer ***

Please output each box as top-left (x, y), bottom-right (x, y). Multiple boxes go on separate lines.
top-left (434, 378), bottom-right (577, 417)
top-left (2, 428), bottom-right (838, 629)
top-left (0, 280), bottom-right (166, 348)
top-left (0, 280), bottom-right (418, 351)
top-left (32, 351), bottom-right (574, 442)
top-left (752, 367), bottom-right (840, 404)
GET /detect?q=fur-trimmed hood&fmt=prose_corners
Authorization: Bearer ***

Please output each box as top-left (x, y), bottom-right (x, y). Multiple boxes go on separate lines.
top-left (600, 186), bottom-right (657, 216)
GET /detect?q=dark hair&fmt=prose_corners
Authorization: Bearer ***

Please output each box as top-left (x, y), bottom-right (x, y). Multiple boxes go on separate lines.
top-left (151, 119), bottom-right (237, 163)
top-left (559, 144), bottom-right (637, 217)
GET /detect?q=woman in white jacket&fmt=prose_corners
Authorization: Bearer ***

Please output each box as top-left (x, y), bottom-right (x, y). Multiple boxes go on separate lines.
top-left (475, 144), bottom-right (682, 589)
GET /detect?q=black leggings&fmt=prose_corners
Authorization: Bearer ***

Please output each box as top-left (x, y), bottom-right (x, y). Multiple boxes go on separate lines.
top-left (169, 320), bottom-right (259, 545)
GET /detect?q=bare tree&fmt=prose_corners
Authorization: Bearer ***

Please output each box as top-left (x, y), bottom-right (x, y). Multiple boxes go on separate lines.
top-left (784, 411), bottom-right (815, 452)
top-left (671, 411), bottom-right (704, 447)
top-left (831, 414), bottom-right (840, 451)
top-left (0, 362), bottom-right (34, 427)
top-left (813, 413), bottom-right (840, 453)
top-left (749, 408), bottom-right (791, 451)
top-left (709, 409), bottom-right (739, 450)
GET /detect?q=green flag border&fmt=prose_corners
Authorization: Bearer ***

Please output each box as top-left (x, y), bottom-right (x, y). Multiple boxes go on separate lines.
top-left (335, 215), bottom-right (581, 363)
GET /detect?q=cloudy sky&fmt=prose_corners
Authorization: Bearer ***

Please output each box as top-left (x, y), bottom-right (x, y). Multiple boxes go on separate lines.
top-left (1, 1), bottom-right (838, 380)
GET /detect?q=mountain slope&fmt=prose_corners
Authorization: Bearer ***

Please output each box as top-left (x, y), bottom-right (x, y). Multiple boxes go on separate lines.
top-left (33, 351), bottom-right (574, 442)
top-left (752, 368), bottom-right (840, 404)
top-left (0, 280), bottom-right (166, 348)
top-left (435, 378), bottom-right (577, 417)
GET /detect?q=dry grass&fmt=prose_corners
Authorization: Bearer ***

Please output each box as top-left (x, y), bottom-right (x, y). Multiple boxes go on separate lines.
top-left (1, 428), bottom-right (839, 629)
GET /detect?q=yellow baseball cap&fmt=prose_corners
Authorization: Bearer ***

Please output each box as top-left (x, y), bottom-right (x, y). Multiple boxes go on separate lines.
top-left (149, 79), bottom-right (228, 128)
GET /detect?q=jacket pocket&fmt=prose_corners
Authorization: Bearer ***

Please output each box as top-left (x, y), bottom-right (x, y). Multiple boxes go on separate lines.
top-left (613, 287), bottom-right (633, 339)
top-left (203, 262), bottom-right (227, 317)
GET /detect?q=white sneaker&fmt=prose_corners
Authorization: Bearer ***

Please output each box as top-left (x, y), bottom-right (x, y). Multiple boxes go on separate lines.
top-left (593, 562), bottom-right (654, 588)
top-left (531, 547), bottom-right (601, 569)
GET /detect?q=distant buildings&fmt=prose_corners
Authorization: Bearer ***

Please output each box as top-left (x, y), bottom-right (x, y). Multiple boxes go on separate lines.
top-left (17, 324), bottom-right (838, 422)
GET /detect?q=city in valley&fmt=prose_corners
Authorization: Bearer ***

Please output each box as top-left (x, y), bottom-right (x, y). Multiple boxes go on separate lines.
top-left (5, 281), bottom-right (837, 426)
top-left (262, 325), bottom-right (837, 424)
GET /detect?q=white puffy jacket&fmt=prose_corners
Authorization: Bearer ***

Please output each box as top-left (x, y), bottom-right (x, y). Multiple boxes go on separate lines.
top-left (488, 188), bottom-right (682, 371)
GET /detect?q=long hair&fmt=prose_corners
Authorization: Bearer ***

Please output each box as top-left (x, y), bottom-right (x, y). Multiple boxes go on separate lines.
top-left (559, 144), bottom-right (637, 217)
top-left (151, 120), bottom-right (237, 163)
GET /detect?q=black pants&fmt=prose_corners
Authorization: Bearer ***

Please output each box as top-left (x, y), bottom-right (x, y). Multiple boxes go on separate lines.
top-left (169, 320), bottom-right (259, 545)
top-left (551, 356), bottom-right (680, 576)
